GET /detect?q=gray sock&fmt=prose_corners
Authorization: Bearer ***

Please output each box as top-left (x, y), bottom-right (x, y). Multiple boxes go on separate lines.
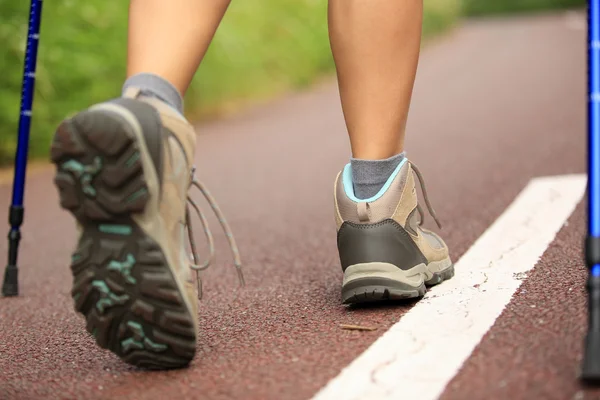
top-left (122, 73), bottom-right (184, 115)
top-left (351, 152), bottom-right (406, 200)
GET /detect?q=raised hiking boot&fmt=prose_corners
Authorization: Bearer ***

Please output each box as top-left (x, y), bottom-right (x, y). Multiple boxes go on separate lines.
top-left (333, 157), bottom-right (454, 304)
top-left (50, 87), bottom-right (242, 369)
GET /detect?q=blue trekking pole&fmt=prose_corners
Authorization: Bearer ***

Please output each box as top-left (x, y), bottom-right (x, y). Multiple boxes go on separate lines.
top-left (583, 0), bottom-right (600, 382)
top-left (1, 0), bottom-right (44, 297)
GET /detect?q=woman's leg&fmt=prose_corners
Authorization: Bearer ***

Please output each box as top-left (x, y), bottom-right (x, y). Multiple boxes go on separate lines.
top-left (330, 1), bottom-right (454, 305)
top-left (51, 0), bottom-right (233, 370)
top-left (328, 0), bottom-right (422, 199)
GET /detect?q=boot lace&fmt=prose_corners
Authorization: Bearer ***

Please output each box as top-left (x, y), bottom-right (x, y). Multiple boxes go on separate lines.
top-left (185, 166), bottom-right (244, 300)
top-left (182, 162), bottom-right (438, 300)
top-left (410, 162), bottom-right (443, 230)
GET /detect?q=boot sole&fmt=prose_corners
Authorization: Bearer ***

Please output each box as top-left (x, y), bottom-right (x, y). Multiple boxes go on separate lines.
top-left (51, 109), bottom-right (196, 369)
top-left (341, 259), bottom-right (455, 305)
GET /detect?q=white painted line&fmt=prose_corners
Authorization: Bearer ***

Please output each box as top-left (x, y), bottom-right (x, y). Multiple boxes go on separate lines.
top-left (311, 174), bottom-right (587, 400)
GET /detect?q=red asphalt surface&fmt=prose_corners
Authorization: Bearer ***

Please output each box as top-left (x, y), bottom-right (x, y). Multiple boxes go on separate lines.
top-left (0, 11), bottom-right (593, 400)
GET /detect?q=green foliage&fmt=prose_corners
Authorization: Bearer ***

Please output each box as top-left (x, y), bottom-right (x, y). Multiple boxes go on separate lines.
top-left (423, 0), bottom-right (464, 38)
top-left (464, 0), bottom-right (585, 16)
top-left (187, 0), bottom-right (333, 116)
top-left (0, 1), bottom-right (128, 164)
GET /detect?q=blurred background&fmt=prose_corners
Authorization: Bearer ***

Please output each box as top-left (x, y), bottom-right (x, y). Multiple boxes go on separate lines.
top-left (0, 0), bottom-right (585, 166)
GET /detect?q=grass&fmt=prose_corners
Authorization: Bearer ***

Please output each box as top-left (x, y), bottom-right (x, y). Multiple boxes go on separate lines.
top-left (0, 1), bottom-right (129, 165)
top-left (464, 0), bottom-right (585, 16)
top-left (186, 0), bottom-right (333, 119)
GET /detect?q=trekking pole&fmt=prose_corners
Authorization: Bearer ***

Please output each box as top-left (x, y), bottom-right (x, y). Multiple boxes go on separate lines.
top-left (2, 0), bottom-right (44, 297)
top-left (583, 0), bottom-right (600, 382)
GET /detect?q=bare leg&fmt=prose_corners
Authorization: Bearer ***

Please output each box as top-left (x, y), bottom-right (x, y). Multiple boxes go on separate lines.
top-left (127, 0), bottom-right (231, 97)
top-left (328, 0), bottom-right (423, 160)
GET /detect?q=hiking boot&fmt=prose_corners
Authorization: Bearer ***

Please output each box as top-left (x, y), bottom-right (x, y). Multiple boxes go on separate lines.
top-left (50, 88), bottom-right (242, 369)
top-left (333, 157), bottom-right (454, 304)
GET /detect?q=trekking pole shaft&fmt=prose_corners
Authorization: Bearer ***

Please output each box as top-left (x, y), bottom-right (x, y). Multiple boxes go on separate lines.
top-left (2, 0), bottom-right (43, 297)
top-left (590, 0), bottom-right (600, 243)
top-left (588, 0), bottom-right (600, 296)
top-left (12, 0), bottom-right (42, 207)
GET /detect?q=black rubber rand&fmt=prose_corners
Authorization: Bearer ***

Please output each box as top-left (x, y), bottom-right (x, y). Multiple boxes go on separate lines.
top-left (50, 103), bottom-right (196, 370)
top-left (337, 219), bottom-right (428, 272)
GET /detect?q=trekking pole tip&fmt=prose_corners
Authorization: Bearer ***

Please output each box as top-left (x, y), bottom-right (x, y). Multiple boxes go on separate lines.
top-left (2, 264), bottom-right (18, 297)
top-left (582, 328), bottom-right (600, 384)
